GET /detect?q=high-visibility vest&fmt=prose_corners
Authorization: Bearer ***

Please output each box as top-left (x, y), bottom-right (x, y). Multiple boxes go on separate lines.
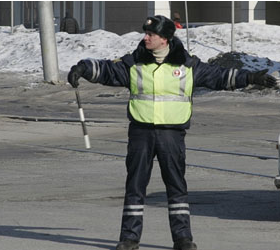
top-left (129, 63), bottom-right (193, 125)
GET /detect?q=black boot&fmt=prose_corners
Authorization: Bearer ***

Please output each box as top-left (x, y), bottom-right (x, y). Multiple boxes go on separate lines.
top-left (116, 239), bottom-right (139, 250)
top-left (173, 238), bottom-right (197, 250)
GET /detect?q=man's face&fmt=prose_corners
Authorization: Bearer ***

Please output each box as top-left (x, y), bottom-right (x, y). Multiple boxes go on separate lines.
top-left (144, 31), bottom-right (168, 51)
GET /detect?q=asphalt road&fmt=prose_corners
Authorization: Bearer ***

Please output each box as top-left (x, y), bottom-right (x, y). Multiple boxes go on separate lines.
top-left (0, 72), bottom-right (280, 250)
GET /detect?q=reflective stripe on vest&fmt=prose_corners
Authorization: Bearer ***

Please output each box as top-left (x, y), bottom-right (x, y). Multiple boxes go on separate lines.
top-left (129, 63), bottom-right (193, 125)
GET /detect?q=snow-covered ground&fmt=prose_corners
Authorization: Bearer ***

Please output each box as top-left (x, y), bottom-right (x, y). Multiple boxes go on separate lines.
top-left (1, 22), bottom-right (280, 74)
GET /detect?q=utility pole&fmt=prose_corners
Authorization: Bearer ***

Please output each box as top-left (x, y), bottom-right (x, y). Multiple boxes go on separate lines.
top-left (11, 1), bottom-right (13, 34)
top-left (38, 1), bottom-right (60, 84)
top-left (63, 1), bottom-right (66, 17)
top-left (231, 1), bottom-right (235, 52)
top-left (185, 1), bottom-right (190, 52)
top-left (31, 1), bottom-right (34, 29)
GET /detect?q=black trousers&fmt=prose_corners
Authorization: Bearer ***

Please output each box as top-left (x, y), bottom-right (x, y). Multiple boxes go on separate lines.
top-left (119, 123), bottom-right (193, 242)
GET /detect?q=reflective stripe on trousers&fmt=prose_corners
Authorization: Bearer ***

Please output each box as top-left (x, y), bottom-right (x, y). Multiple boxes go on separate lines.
top-left (119, 123), bottom-right (193, 242)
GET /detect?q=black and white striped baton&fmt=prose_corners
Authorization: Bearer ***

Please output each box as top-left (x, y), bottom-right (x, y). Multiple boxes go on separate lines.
top-left (75, 88), bottom-right (91, 149)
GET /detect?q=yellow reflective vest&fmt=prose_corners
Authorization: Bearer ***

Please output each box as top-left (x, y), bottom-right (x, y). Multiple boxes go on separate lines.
top-left (129, 63), bottom-right (193, 125)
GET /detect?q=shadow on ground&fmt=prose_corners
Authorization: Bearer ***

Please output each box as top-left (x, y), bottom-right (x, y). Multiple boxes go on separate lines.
top-left (146, 190), bottom-right (280, 222)
top-left (0, 225), bottom-right (171, 249)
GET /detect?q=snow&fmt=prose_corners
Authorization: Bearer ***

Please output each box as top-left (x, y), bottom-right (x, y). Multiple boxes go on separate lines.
top-left (1, 22), bottom-right (280, 75)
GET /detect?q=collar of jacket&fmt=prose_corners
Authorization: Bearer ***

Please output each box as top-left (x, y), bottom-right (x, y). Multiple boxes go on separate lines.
top-left (133, 36), bottom-right (187, 65)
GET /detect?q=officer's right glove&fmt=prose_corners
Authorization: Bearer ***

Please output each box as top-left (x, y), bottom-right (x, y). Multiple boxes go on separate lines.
top-left (67, 62), bottom-right (86, 88)
top-left (247, 69), bottom-right (277, 88)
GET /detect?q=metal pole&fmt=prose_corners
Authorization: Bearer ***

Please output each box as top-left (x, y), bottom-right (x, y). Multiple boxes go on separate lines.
top-left (11, 1), bottom-right (13, 34)
top-left (31, 1), bottom-right (34, 29)
top-left (185, 1), bottom-right (190, 52)
top-left (38, 1), bottom-right (60, 84)
top-left (63, 1), bottom-right (66, 17)
top-left (231, 1), bottom-right (235, 52)
top-left (21, 1), bottom-right (24, 27)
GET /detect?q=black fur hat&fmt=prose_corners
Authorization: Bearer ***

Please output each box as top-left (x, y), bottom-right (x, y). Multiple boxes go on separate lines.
top-left (142, 15), bottom-right (176, 40)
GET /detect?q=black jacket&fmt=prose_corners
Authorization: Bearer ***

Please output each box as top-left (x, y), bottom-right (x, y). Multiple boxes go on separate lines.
top-left (81, 37), bottom-right (250, 129)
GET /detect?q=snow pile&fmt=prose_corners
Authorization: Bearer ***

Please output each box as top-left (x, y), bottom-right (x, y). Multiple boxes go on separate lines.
top-left (0, 23), bottom-right (280, 74)
top-left (176, 23), bottom-right (280, 73)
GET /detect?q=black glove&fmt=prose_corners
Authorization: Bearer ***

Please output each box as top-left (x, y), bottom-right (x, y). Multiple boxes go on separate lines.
top-left (247, 69), bottom-right (277, 88)
top-left (67, 62), bottom-right (86, 88)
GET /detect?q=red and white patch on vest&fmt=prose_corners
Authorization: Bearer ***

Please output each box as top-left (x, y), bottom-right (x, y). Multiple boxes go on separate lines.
top-left (172, 69), bottom-right (182, 78)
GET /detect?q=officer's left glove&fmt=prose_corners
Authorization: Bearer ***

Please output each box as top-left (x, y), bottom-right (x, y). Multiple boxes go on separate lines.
top-left (67, 62), bottom-right (86, 88)
top-left (247, 69), bottom-right (277, 88)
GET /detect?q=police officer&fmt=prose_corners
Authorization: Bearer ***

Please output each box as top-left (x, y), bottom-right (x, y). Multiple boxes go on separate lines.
top-left (68, 16), bottom-right (277, 250)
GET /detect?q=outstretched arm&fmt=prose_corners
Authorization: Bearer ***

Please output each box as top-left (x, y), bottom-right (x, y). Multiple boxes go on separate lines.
top-left (190, 55), bottom-right (277, 90)
top-left (68, 57), bottom-right (131, 88)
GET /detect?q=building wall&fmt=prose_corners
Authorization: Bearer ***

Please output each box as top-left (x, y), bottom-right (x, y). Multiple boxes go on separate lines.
top-left (1, 1), bottom-right (280, 33)
top-left (23, 1), bottom-right (39, 29)
top-left (85, 1), bottom-right (93, 32)
top-left (0, 1), bottom-right (11, 26)
top-left (13, 1), bottom-right (23, 25)
top-left (104, 1), bottom-right (150, 34)
top-left (170, 1), bottom-right (266, 24)
top-left (91, 1), bottom-right (105, 31)
top-left (266, 1), bottom-right (280, 25)
top-left (147, 1), bottom-right (155, 17)
top-left (171, 1), bottom-right (231, 23)
top-left (104, 1), bottom-right (172, 35)
top-left (192, 1), bottom-right (232, 22)
top-left (248, 1), bottom-right (265, 24)
top-left (154, 1), bottom-right (171, 18)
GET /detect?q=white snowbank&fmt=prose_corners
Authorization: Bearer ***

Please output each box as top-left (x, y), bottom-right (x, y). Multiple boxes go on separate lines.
top-left (1, 23), bottom-right (280, 74)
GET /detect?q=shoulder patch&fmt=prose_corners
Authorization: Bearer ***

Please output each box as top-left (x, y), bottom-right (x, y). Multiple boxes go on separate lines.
top-left (113, 58), bottom-right (122, 63)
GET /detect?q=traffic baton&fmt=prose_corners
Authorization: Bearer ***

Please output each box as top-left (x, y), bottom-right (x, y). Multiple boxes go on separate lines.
top-left (75, 88), bottom-right (91, 149)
